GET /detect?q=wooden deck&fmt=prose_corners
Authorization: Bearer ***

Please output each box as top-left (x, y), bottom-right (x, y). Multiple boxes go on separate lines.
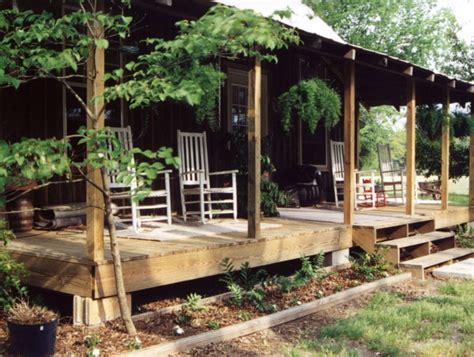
top-left (6, 203), bottom-right (470, 299)
top-left (280, 204), bottom-right (471, 230)
top-left (6, 217), bottom-right (350, 299)
top-left (369, 204), bottom-right (472, 229)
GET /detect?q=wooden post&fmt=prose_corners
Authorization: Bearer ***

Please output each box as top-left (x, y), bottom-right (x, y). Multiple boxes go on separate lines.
top-left (86, 8), bottom-right (105, 261)
top-left (441, 88), bottom-right (450, 210)
top-left (343, 61), bottom-right (355, 225)
top-left (470, 121), bottom-right (474, 208)
top-left (248, 58), bottom-right (262, 238)
top-left (406, 78), bottom-right (416, 215)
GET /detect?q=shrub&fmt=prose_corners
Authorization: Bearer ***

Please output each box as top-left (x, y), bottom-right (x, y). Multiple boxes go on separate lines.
top-left (455, 224), bottom-right (474, 248)
top-left (0, 250), bottom-right (28, 311)
top-left (182, 293), bottom-right (206, 313)
top-left (350, 249), bottom-right (392, 282)
top-left (7, 300), bottom-right (57, 324)
top-left (0, 219), bottom-right (15, 246)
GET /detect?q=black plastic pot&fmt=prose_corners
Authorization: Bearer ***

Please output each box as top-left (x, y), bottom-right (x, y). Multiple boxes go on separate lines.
top-left (7, 318), bottom-right (58, 356)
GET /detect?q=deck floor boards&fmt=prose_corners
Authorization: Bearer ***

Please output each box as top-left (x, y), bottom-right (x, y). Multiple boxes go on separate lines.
top-left (7, 218), bottom-right (343, 264)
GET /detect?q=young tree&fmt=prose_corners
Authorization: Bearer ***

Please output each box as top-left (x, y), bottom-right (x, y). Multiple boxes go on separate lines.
top-left (0, 1), bottom-right (299, 334)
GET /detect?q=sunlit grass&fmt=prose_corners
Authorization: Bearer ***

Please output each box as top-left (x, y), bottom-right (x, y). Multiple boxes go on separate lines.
top-left (286, 280), bottom-right (474, 356)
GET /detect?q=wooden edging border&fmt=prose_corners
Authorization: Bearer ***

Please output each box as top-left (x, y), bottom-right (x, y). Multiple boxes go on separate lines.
top-left (132, 263), bottom-right (352, 322)
top-left (118, 272), bottom-right (412, 356)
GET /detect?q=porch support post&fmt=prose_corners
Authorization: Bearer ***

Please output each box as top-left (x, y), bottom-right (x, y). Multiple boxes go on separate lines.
top-left (86, 4), bottom-right (105, 261)
top-left (441, 88), bottom-right (450, 210)
top-left (406, 78), bottom-right (416, 215)
top-left (470, 111), bottom-right (474, 208)
top-left (247, 58), bottom-right (262, 238)
top-left (343, 61), bottom-right (356, 226)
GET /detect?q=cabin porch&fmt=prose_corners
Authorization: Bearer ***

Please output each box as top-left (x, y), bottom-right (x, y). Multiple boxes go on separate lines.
top-left (4, 217), bottom-right (350, 300)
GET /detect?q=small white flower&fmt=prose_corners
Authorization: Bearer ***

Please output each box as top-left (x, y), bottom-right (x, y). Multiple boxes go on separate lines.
top-left (92, 348), bottom-right (101, 357)
top-left (173, 325), bottom-right (185, 336)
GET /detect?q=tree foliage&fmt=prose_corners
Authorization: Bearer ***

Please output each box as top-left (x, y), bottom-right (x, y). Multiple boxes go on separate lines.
top-left (0, 4), bottom-right (132, 89)
top-left (416, 105), bottom-right (473, 180)
top-left (277, 79), bottom-right (341, 134)
top-left (358, 106), bottom-right (406, 170)
top-left (0, 127), bottom-right (178, 203)
top-left (106, 5), bottom-right (300, 128)
top-left (305, 0), bottom-right (473, 80)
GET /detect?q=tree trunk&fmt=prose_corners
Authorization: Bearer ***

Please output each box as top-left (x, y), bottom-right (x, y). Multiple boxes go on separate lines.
top-left (101, 168), bottom-right (137, 336)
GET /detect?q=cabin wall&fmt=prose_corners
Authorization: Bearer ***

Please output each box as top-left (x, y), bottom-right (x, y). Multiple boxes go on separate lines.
top-left (0, 2), bottom-right (347, 211)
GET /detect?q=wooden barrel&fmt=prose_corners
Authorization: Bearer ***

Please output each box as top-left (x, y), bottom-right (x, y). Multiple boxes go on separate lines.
top-left (7, 196), bottom-right (34, 233)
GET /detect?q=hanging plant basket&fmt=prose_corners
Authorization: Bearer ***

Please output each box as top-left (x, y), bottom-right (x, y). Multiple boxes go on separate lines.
top-left (277, 78), bottom-right (341, 134)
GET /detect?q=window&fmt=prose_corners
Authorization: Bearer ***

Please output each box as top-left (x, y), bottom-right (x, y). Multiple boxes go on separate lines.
top-left (227, 68), bottom-right (267, 135)
top-left (230, 84), bottom-right (248, 130)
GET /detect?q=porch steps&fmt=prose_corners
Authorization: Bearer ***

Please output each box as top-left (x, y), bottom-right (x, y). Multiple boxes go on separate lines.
top-left (376, 231), bottom-right (455, 265)
top-left (353, 217), bottom-right (435, 253)
top-left (400, 248), bottom-right (474, 280)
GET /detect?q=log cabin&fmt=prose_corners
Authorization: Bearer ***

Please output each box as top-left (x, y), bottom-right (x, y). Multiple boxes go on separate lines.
top-left (1, 0), bottom-right (473, 324)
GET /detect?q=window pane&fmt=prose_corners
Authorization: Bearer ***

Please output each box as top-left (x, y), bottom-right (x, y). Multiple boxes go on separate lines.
top-left (231, 85), bottom-right (248, 130)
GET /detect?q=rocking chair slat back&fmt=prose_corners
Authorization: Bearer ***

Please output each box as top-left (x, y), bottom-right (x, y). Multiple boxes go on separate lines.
top-left (108, 126), bottom-right (135, 189)
top-left (177, 130), bottom-right (209, 185)
top-left (330, 140), bottom-right (345, 182)
top-left (377, 144), bottom-right (394, 177)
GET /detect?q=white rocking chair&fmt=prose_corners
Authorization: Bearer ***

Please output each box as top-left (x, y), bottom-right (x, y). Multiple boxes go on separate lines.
top-left (377, 144), bottom-right (405, 204)
top-left (108, 126), bottom-right (172, 231)
top-left (177, 130), bottom-right (238, 223)
top-left (330, 140), bottom-right (376, 209)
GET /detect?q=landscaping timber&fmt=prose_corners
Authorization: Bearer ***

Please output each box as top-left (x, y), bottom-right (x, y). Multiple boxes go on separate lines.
top-left (119, 273), bottom-right (412, 357)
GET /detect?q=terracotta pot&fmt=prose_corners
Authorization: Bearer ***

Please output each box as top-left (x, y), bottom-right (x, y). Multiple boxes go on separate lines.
top-left (7, 194), bottom-right (34, 233)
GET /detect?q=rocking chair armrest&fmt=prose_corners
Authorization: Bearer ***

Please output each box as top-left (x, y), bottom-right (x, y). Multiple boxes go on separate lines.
top-left (355, 169), bottom-right (376, 175)
top-left (209, 170), bottom-right (239, 176)
top-left (382, 169), bottom-right (404, 174)
top-left (180, 170), bottom-right (205, 176)
top-left (157, 170), bottom-right (172, 175)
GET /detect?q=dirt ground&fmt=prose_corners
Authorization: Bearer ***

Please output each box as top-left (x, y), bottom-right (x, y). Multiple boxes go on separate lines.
top-left (177, 278), bottom-right (442, 356)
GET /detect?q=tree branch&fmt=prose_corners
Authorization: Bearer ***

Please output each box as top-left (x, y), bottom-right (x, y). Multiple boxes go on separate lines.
top-left (57, 77), bottom-right (96, 120)
top-left (5, 179), bottom-right (85, 203)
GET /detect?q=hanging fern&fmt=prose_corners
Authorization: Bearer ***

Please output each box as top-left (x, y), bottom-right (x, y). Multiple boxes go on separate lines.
top-left (277, 78), bottom-right (341, 134)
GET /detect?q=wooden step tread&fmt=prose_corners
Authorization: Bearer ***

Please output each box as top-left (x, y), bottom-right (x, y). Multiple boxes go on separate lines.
top-left (377, 231), bottom-right (454, 249)
top-left (400, 248), bottom-right (474, 269)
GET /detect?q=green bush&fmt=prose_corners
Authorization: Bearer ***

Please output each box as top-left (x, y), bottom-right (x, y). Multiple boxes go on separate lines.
top-left (349, 249), bottom-right (392, 282)
top-left (0, 250), bottom-right (28, 311)
top-left (0, 219), bottom-right (15, 246)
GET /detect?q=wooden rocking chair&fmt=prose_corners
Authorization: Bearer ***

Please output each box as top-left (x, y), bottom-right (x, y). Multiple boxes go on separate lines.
top-left (177, 130), bottom-right (238, 223)
top-left (330, 140), bottom-right (376, 209)
top-left (108, 126), bottom-right (172, 231)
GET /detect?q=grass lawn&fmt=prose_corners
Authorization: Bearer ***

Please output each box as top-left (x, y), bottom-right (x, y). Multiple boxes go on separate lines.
top-left (286, 280), bottom-right (474, 356)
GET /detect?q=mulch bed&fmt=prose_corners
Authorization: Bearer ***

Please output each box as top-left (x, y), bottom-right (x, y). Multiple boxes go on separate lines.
top-left (0, 268), bottom-right (389, 355)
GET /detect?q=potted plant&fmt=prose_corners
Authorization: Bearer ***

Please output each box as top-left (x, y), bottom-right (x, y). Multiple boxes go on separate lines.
top-left (7, 300), bottom-right (59, 356)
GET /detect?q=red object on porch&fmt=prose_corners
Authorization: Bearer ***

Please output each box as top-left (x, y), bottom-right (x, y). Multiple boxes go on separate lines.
top-left (360, 178), bottom-right (387, 208)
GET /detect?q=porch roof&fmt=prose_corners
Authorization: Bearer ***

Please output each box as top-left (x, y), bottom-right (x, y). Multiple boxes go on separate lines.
top-left (204, 0), bottom-right (473, 106)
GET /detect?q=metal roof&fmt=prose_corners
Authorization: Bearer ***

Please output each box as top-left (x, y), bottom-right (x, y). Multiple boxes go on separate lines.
top-left (213, 0), bottom-right (345, 44)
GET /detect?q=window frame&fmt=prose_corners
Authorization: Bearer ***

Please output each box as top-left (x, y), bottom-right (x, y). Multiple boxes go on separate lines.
top-left (226, 67), bottom-right (268, 135)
